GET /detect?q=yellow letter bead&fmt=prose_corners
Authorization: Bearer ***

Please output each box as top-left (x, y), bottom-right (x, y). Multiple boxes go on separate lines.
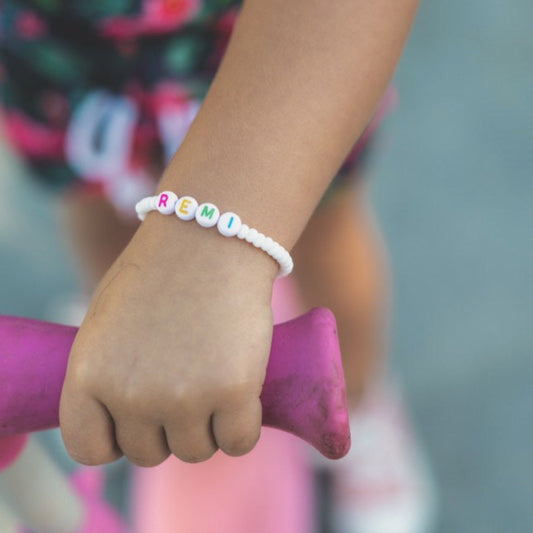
top-left (196, 202), bottom-right (220, 228)
top-left (217, 212), bottom-right (242, 237)
top-left (156, 191), bottom-right (178, 215)
top-left (175, 196), bottom-right (198, 221)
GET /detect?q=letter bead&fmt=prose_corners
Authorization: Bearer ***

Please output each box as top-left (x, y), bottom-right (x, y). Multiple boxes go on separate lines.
top-left (175, 196), bottom-right (198, 221)
top-left (156, 191), bottom-right (178, 215)
top-left (196, 202), bottom-right (220, 228)
top-left (217, 212), bottom-right (242, 237)
top-left (135, 191), bottom-right (294, 277)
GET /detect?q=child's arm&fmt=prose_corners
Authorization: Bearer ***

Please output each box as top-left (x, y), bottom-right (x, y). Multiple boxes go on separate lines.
top-left (160, 0), bottom-right (419, 249)
top-left (59, 0), bottom-right (420, 467)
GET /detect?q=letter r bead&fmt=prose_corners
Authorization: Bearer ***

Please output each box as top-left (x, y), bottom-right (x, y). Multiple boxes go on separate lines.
top-left (156, 191), bottom-right (178, 215)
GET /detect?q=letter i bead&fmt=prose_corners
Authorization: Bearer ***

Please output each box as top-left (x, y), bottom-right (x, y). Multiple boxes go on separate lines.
top-left (217, 212), bottom-right (242, 237)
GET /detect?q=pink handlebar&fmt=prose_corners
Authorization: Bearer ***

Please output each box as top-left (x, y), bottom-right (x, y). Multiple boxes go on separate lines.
top-left (0, 307), bottom-right (350, 466)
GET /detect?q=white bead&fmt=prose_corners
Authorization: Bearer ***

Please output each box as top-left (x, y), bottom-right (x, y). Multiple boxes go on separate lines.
top-left (253, 232), bottom-right (266, 248)
top-left (135, 197), bottom-right (154, 221)
top-left (237, 224), bottom-right (250, 239)
top-left (281, 266), bottom-right (292, 277)
top-left (196, 202), bottom-right (220, 227)
top-left (175, 196), bottom-right (198, 221)
top-left (269, 242), bottom-right (281, 257)
top-left (245, 228), bottom-right (258, 243)
top-left (276, 249), bottom-right (287, 262)
top-left (156, 191), bottom-right (178, 215)
top-left (135, 192), bottom-right (294, 277)
top-left (278, 258), bottom-right (292, 275)
top-left (217, 212), bottom-right (242, 237)
top-left (263, 237), bottom-right (274, 252)
top-left (280, 256), bottom-right (291, 269)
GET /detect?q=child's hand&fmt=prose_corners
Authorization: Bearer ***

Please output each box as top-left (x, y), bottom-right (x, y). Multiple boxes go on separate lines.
top-left (58, 214), bottom-right (278, 466)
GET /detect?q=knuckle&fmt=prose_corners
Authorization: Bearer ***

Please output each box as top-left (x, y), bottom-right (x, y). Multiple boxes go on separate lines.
top-left (171, 381), bottom-right (193, 402)
top-left (67, 356), bottom-right (97, 391)
top-left (169, 385), bottom-right (198, 415)
top-left (119, 377), bottom-right (157, 416)
top-left (121, 383), bottom-right (144, 411)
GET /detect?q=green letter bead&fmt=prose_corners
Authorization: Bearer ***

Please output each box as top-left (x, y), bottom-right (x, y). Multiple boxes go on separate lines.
top-left (201, 205), bottom-right (215, 219)
top-left (196, 202), bottom-right (220, 227)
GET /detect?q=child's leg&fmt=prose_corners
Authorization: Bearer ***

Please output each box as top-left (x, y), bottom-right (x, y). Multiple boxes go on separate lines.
top-left (291, 175), bottom-right (436, 533)
top-left (291, 176), bottom-right (389, 406)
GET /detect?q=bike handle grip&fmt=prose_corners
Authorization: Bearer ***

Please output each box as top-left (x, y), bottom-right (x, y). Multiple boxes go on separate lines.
top-left (0, 307), bottom-right (350, 465)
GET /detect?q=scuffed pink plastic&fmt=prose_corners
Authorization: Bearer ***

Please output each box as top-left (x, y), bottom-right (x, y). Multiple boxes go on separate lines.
top-left (0, 307), bottom-right (350, 469)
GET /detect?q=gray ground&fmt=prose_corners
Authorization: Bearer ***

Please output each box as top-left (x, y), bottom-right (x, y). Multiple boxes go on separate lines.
top-left (1, 0), bottom-right (532, 531)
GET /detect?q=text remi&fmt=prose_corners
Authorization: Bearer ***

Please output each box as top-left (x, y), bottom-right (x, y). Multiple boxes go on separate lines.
top-left (156, 192), bottom-right (242, 236)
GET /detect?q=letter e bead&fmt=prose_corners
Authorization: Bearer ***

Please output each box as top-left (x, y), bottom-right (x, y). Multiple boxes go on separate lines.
top-left (175, 196), bottom-right (198, 221)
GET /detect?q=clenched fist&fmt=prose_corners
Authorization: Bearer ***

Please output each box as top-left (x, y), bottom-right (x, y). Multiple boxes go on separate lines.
top-left (59, 213), bottom-right (278, 467)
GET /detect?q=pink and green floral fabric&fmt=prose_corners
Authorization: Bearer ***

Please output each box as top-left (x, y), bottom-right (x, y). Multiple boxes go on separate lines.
top-left (0, 0), bottom-right (395, 211)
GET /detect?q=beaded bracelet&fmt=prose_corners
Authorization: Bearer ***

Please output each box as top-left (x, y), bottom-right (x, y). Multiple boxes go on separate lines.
top-left (135, 191), bottom-right (294, 277)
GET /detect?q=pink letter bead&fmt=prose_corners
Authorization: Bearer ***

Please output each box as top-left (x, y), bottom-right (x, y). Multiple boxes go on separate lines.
top-left (217, 212), bottom-right (242, 237)
top-left (196, 202), bottom-right (220, 228)
top-left (175, 196), bottom-right (198, 221)
top-left (156, 191), bottom-right (178, 215)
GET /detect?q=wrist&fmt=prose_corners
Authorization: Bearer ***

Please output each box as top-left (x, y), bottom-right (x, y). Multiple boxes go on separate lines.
top-left (156, 156), bottom-right (301, 252)
top-left (130, 208), bottom-right (279, 286)
top-left (135, 189), bottom-right (293, 278)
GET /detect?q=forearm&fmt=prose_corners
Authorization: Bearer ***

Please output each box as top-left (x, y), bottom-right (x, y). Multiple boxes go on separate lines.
top-left (159, 0), bottom-right (420, 250)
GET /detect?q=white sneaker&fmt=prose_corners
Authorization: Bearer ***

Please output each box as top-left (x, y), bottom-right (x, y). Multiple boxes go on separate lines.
top-left (312, 377), bottom-right (437, 533)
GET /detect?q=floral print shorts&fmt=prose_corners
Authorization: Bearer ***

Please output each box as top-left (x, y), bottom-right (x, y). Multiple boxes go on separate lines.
top-left (0, 0), bottom-right (396, 213)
